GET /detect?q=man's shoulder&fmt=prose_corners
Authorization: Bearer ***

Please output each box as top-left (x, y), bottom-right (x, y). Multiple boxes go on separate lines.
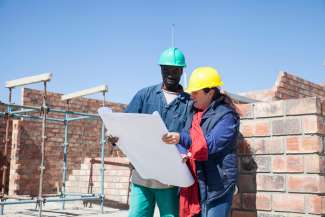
top-left (136, 84), bottom-right (161, 95)
top-left (178, 91), bottom-right (191, 103)
top-left (180, 91), bottom-right (191, 98)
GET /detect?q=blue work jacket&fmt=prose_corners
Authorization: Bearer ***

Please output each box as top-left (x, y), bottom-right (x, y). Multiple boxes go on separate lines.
top-left (177, 98), bottom-right (240, 204)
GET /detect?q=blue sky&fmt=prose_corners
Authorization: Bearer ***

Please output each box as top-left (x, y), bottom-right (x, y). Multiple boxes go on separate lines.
top-left (1, 0), bottom-right (325, 104)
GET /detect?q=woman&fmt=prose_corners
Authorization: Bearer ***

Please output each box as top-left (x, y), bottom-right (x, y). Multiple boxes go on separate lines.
top-left (162, 67), bottom-right (239, 217)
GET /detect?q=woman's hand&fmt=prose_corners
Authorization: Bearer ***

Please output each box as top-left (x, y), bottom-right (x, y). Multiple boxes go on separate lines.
top-left (162, 132), bottom-right (180, 144)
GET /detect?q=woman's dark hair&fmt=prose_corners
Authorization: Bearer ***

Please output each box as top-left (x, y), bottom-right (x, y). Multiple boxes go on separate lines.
top-left (203, 87), bottom-right (239, 115)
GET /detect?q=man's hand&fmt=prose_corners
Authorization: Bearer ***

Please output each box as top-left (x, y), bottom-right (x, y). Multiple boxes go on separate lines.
top-left (107, 135), bottom-right (119, 144)
top-left (162, 132), bottom-right (180, 144)
top-left (180, 152), bottom-right (192, 163)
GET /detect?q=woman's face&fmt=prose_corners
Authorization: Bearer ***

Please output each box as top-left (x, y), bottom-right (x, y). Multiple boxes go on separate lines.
top-left (191, 89), bottom-right (214, 110)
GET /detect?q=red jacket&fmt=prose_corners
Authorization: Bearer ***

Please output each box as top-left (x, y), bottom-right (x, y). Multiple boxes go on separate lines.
top-left (179, 111), bottom-right (208, 217)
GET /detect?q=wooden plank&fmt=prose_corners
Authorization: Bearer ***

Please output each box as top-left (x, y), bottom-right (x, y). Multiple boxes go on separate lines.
top-left (5, 73), bottom-right (52, 88)
top-left (61, 85), bottom-right (108, 101)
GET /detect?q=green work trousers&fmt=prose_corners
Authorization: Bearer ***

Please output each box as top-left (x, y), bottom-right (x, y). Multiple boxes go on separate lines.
top-left (128, 183), bottom-right (179, 217)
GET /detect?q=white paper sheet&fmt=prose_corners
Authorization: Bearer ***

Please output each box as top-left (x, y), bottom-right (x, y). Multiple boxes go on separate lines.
top-left (98, 107), bottom-right (194, 187)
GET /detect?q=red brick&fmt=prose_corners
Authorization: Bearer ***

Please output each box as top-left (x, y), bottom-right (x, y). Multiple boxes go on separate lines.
top-left (302, 115), bottom-right (319, 134)
top-left (322, 100), bottom-right (325, 116)
top-left (285, 97), bottom-right (321, 115)
top-left (254, 156), bottom-right (271, 172)
top-left (286, 136), bottom-right (301, 153)
top-left (286, 155), bottom-right (304, 173)
top-left (254, 121), bottom-right (270, 137)
top-left (237, 103), bottom-right (253, 119)
top-left (305, 155), bottom-right (325, 174)
top-left (256, 174), bottom-right (285, 191)
top-left (266, 138), bottom-right (284, 153)
top-left (254, 101), bottom-right (284, 118)
top-left (250, 138), bottom-right (283, 155)
top-left (288, 175), bottom-right (323, 193)
top-left (272, 118), bottom-right (301, 135)
top-left (302, 136), bottom-right (322, 153)
top-left (272, 193), bottom-right (305, 213)
top-left (272, 156), bottom-right (286, 173)
top-left (305, 195), bottom-right (322, 214)
top-left (272, 119), bottom-right (285, 135)
top-left (240, 121), bottom-right (254, 137)
top-left (275, 73), bottom-right (325, 102)
top-left (318, 116), bottom-right (325, 135)
top-left (231, 210), bottom-right (257, 217)
top-left (323, 196), bottom-right (325, 214)
top-left (242, 193), bottom-right (271, 211)
top-left (287, 135), bottom-right (323, 154)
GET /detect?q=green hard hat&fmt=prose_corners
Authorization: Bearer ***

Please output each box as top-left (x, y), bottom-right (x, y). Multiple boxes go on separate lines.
top-left (158, 48), bottom-right (186, 67)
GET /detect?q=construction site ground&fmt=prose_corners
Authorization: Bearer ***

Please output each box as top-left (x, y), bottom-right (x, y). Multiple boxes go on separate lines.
top-left (0, 202), bottom-right (160, 217)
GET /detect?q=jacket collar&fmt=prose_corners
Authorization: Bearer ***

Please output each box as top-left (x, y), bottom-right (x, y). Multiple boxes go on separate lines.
top-left (154, 83), bottom-right (188, 101)
top-left (194, 97), bottom-right (224, 119)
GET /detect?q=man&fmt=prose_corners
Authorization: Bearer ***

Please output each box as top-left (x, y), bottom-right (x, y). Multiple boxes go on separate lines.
top-left (125, 47), bottom-right (191, 217)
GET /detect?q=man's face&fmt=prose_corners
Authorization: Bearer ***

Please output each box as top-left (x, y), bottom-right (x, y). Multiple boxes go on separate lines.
top-left (161, 65), bottom-right (183, 91)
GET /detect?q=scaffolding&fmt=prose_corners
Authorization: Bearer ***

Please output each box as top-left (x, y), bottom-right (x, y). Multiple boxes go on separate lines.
top-left (0, 73), bottom-right (109, 217)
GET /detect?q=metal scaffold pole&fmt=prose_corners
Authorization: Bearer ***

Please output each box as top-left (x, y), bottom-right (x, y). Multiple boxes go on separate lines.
top-left (61, 84), bottom-right (108, 214)
top-left (38, 81), bottom-right (48, 217)
top-left (61, 109), bottom-right (69, 210)
top-left (0, 74), bottom-right (109, 216)
top-left (100, 91), bottom-right (106, 213)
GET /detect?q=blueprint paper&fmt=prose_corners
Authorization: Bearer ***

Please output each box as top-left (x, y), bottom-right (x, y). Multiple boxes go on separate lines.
top-left (98, 107), bottom-right (194, 187)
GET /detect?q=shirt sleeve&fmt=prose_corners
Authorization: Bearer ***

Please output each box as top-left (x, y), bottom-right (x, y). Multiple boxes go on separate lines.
top-left (124, 90), bottom-right (143, 113)
top-left (176, 130), bottom-right (192, 154)
top-left (205, 113), bottom-right (239, 156)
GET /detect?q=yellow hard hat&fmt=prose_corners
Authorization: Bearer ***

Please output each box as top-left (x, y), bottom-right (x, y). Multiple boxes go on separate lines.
top-left (186, 67), bottom-right (224, 93)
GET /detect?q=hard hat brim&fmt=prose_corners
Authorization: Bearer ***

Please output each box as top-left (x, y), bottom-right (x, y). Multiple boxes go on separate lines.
top-left (158, 63), bottom-right (186, 67)
top-left (185, 81), bottom-right (223, 93)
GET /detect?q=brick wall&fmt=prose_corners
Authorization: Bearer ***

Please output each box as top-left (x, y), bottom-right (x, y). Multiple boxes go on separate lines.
top-left (233, 97), bottom-right (325, 216)
top-left (0, 102), bottom-right (12, 194)
top-left (240, 71), bottom-right (325, 101)
top-left (5, 87), bottom-right (325, 215)
top-left (274, 72), bottom-right (325, 100)
top-left (8, 88), bottom-right (126, 195)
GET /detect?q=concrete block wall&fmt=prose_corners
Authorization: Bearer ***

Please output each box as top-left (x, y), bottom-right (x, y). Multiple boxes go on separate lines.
top-left (8, 88), bottom-right (126, 195)
top-left (232, 97), bottom-right (325, 217)
top-left (65, 157), bottom-right (131, 208)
